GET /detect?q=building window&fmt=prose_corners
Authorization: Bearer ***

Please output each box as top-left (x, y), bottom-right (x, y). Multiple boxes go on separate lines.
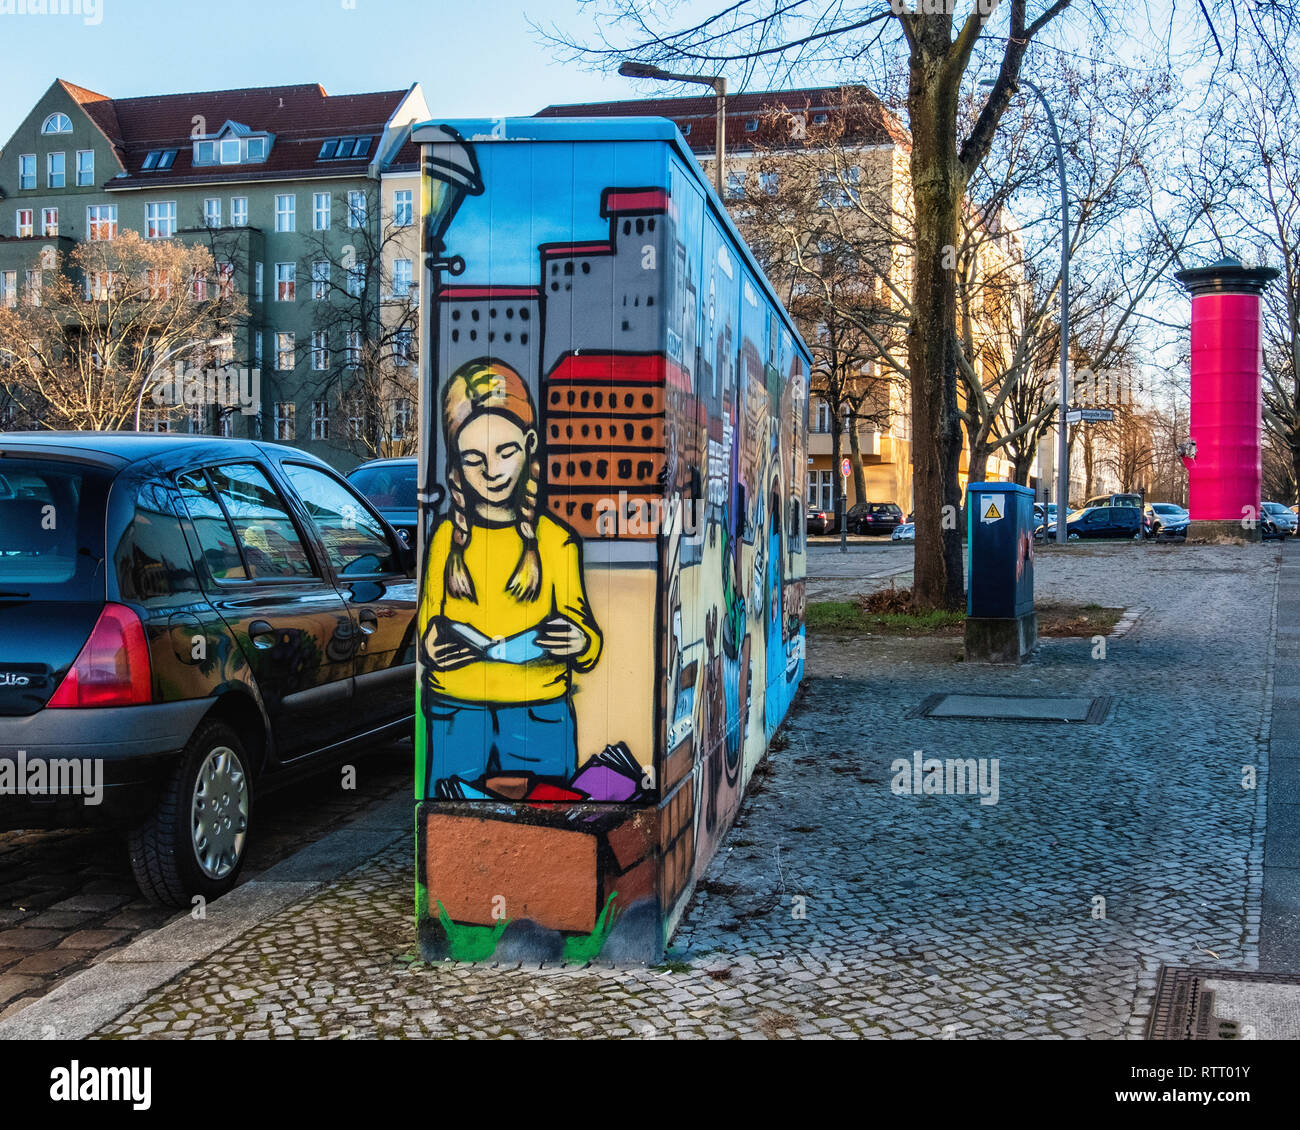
top-left (18, 154), bottom-right (35, 190)
top-left (141, 149), bottom-right (177, 171)
top-left (75, 149), bottom-right (94, 186)
top-left (220, 138), bottom-right (240, 165)
top-left (347, 191), bottom-right (367, 228)
top-left (217, 262), bottom-right (235, 299)
top-left (86, 271), bottom-right (114, 301)
top-left (317, 137), bottom-right (372, 161)
top-left (231, 197), bottom-right (248, 227)
top-left (345, 330), bottom-right (362, 367)
top-left (744, 118), bottom-right (759, 132)
top-left (246, 137), bottom-right (267, 161)
top-left (42, 113), bottom-right (72, 135)
top-left (346, 262), bottom-right (366, 298)
top-left (275, 194), bottom-right (296, 233)
top-left (725, 172), bottom-right (745, 199)
top-left (814, 399), bottom-right (833, 434)
top-left (813, 111), bottom-right (829, 125)
top-left (392, 398), bottom-right (411, 440)
top-left (311, 400), bottom-right (329, 440)
top-left (1, 271), bottom-right (16, 308)
top-left (759, 171), bottom-right (779, 195)
top-left (25, 270), bottom-right (42, 307)
top-left (86, 204), bottom-right (117, 241)
top-left (392, 258), bottom-right (412, 298)
top-left (394, 329), bottom-right (413, 366)
top-left (313, 192), bottom-right (331, 231)
top-left (189, 404), bottom-right (206, 434)
top-left (192, 270), bottom-right (208, 302)
top-left (15, 209), bottom-right (33, 238)
top-left (312, 260), bottom-right (330, 301)
top-left (345, 398), bottom-right (365, 439)
top-left (218, 411), bottom-right (233, 438)
top-left (274, 401), bottom-right (295, 440)
top-left (39, 207), bottom-right (58, 237)
top-left (276, 333), bottom-right (295, 372)
top-left (275, 262), bottom-right (296, 302)
top-left (146, 201), bottom-right (177, 238)
top-left (806, 469), bottom-right (834, 512)
top-left (254, 330), bottom-right (263, 368)
top-left (204, 197), bottom-right (221, 228)
top-left (394, 189), bottom-right (413, 227)
top-left (147, 269), bottom-right (171, 300)
top-left (255, 261), bottom-right (264, 303)
top-left (47, 152), bottom-right (66, 189)
top-left (680, 123), bottom-right (692, 136)
top-left (311, 331), bottom-right (329, 371)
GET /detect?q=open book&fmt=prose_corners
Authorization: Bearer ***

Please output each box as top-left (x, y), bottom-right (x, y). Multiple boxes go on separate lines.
top-left (443, 619), bottom-right (548, 664)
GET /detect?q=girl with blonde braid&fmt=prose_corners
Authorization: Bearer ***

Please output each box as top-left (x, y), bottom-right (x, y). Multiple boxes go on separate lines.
top-left (420, 359), bottom-right (602, 797)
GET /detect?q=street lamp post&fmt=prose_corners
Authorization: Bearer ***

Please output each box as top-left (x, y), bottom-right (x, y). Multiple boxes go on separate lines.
top-left (981, 77), bottom-right (1070, 545)
top-left (618, 61), bottom-right (727, 199)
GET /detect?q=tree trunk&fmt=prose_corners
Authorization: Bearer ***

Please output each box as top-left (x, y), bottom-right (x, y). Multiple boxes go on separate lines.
top-left (847, 419), bottom-right (868, 506)
top-left (907, 57), bottom-right (966, 611)
top-left (1012, 450), bottom-right (1035, 486)
top-left (830, 420), bottom-right (844, 530)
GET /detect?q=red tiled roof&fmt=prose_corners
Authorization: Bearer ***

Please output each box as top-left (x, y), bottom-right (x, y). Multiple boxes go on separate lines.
top-left (53, 79), bottom-right (410, 189)
top-left (536, 85), bottom-right (910, 154)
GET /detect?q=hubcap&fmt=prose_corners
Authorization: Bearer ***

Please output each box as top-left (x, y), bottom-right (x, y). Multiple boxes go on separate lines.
top-left (191, 746), bottom-right (249, 880)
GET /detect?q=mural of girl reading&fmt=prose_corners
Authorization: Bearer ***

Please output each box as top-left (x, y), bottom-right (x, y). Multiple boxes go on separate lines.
top-left (420, 358), bottom-right (603, 799)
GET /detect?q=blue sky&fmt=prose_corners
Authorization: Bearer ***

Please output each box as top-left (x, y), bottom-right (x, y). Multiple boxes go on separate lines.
top-left (0, 0), bottom-right (649, 143)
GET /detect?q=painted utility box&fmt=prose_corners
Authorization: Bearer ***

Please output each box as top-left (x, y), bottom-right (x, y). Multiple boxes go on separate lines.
top-left (410, 117), bottom-right (811, 963)
top-left (965, 482), bottom-right (1036, 663)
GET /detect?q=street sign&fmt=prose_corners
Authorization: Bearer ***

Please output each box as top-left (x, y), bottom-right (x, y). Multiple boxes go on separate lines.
top-left (840, 458), bottom-right (850, 477)
top-left (1067, 407), bottom-right (1114, 424)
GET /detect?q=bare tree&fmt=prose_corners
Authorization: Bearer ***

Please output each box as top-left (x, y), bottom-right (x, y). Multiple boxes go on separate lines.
top-left (299, 188), bottom-right (420, 458)
top-left (543, 0), bottom-right (1278, 608)
top-left (0, 229), bottom-right (245, 431)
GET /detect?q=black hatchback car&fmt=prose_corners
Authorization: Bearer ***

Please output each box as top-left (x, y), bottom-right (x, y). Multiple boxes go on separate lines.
top-left (0, 434), bottom-right (418, 905)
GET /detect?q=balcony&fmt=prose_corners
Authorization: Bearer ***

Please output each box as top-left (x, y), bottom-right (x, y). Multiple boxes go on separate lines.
top-left (808, 426), bottom-right (883, 458)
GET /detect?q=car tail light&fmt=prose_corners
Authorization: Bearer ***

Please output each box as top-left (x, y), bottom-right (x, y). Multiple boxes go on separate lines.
top-left (48, 603), bottom-right (152, 708)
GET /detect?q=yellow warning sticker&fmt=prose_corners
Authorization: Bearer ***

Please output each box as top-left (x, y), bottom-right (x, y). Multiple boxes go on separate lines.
top-left (979, 494), bottom-right (1005, 523)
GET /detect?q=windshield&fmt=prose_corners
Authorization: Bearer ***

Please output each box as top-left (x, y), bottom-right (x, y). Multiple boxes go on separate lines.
top-left (1263, 502), bottom-right (1291, 515)
top-left (1152, 503), bottom-right (1185, 515)
top-left (0, 458), bottom-right (107, 600)
top-left (347, 463), bottom-right (418, 509)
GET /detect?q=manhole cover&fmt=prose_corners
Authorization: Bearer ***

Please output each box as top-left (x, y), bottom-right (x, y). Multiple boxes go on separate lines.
top-left (908, 693), bottom-right (1113, 723)
top-left (1147, 966), bottom-right (1300, 1040)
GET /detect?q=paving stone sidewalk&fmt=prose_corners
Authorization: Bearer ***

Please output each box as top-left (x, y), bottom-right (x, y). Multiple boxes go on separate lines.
top-left (90, 543), bottom-right (1277, 1039)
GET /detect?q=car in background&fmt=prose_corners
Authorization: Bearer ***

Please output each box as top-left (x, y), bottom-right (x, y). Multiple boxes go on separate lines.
top-left (1080, 492), bottom-right (1144, 512)
top-left (0, 434), bottom-right (418, 906)
top-left (346, 457), bottom-right (418, 549)
top-left (1145, 501), bottom-right (1188, 538)
top-left (806, 507), bottom-right (835, 535)
top-left (891, 521), bottom-right (915, 542)
top-left (1262, 501), bottom-right (1298, 539)
top-left (1036, 504), bottom-right (1144, 541)
top-left (847, 501), bottom-right (903, 536)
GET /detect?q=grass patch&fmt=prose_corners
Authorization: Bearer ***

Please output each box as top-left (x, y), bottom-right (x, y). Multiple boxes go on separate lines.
top-left (807, 596), bottom-right (1123, 638)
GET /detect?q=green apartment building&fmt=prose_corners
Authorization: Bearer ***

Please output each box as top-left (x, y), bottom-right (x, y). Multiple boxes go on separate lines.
top-left (0, 78), bottom-right (428, 468)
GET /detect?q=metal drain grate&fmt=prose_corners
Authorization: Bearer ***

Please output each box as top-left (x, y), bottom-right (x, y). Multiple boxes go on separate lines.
top-left (1147, 966), bottom-right (1300, 1040)
top-left (908, 693), bottom-right (1113, 724)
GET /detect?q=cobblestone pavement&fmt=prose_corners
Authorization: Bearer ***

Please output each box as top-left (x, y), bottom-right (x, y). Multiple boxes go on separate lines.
top-left (95, 543), bottom-right (1276, 1038)
top-left (0, 741), bottom-right (410, 1019)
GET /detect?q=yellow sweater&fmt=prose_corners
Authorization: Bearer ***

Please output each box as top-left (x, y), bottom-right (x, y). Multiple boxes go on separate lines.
top-left (421, 514), bottom-right (602, 704)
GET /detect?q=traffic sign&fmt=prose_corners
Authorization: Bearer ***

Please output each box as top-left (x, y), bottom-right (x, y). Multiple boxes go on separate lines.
top-left (840, 458), bottom-right (851, 477)
top-left (1067, 407), bottom-right (1114, 424)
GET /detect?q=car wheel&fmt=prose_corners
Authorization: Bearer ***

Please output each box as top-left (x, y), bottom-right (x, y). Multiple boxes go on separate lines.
top-left (129, 719), bottom-right (252, 907)
top-left (1068, 531), bottom-right (1080, 541)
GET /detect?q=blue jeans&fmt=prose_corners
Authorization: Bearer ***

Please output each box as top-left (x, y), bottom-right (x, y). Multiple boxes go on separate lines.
top-left (425, 694), bottom-right (577, 795)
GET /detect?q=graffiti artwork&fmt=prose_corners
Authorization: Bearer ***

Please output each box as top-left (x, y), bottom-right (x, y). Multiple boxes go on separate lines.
top-left (412, 118), bottom-right (810, 963)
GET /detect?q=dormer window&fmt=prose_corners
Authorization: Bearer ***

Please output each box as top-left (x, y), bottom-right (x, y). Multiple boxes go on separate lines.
top-left (813, 112), bottom-right (829, 125)
top-left (680, 123), bottom-right (692, 136)
top-left (192, 122), bottom-right (273, 167)
top-left (317, 137), bottom-right (373, 161)
top-left (744, 118), bottom-right (759, 132)
top-left (42, 113), bottom-right (73, 135)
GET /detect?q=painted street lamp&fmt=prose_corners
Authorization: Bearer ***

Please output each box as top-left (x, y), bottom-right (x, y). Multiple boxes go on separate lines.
top-left (411, 122), bottom-right (484, 558)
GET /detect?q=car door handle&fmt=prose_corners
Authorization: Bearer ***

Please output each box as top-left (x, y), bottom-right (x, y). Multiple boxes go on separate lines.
top-left (249, 619), bottom-right (276, 649)
top-left (358, 608), bottom-right (378, 635)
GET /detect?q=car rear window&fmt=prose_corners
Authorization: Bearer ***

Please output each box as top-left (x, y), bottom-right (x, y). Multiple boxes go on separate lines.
top-left (0, 457), bottom-right (107, 601)
top-left (348, 463), bottom-right (418, 509)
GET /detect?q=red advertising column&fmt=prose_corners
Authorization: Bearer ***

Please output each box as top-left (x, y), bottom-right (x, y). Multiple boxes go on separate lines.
top-left (1174, 258), bottom-right (1279, 541)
